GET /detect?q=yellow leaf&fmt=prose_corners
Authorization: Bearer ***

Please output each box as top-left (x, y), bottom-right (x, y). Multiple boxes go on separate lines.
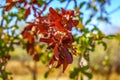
top-left (23, 38), bottom-right (28, 43)
top-left (76, 49), bottom-right (82, 55)
top-left (76, 23), bottom-right (84, 30)
top-left (75, 7), bottom-right (79, 12)
top-left (74, 7), bottom-right (80, 15)
top-left (0, 27), bottom-right (2, 36)
top-left (4, 33), bottom-right (9, 43)
top-left (35, 44), bottom-right (41, 53)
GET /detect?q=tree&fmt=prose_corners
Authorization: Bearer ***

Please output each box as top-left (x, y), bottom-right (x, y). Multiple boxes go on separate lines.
top-left (0, 0), bottom-right (119, 80)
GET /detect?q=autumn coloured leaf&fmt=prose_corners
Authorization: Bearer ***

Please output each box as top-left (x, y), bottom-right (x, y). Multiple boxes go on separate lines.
top-left (54, 21), bottom-right (65, 31)
top-left (49, 7), bottom-right (61, 19)
top-left (53, 44), bottom-right (59, 58)
top-left (5, 0), bottom-right (26, 11)
top-left (76, 23), bottom-right (84, 30)
top-left (33, 54), bottom-right (40, 61)
top-left (40, 38), bottom-right (54, 44)
top-left (22, 7), bottom-right (79, 72)
top-left (4, 2), bottom-right (15, 11)
top-left (19, 0), bottom-right (25, 3)
top-left (25, 7), bottom-right (31, 19)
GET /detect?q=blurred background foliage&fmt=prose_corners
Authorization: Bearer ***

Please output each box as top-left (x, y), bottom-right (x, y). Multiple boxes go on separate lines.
top-left (0, 0), bottom-right (120, 80)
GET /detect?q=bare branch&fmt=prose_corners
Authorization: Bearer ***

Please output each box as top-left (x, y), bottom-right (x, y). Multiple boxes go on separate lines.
top-left (73, 0), bottom-right (77, 8)
top-left (46, 0), bottom-right (53, 5)
top-left (0, 5), bottom-right (7, 8)
top-left (65, 0), bottom-right (71, 9)
top-left (108, 6), bottom-right (120, 15)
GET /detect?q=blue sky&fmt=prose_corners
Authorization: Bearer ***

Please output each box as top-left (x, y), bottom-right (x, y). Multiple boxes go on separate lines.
top-left (106, 0), bottom-right (120, 26)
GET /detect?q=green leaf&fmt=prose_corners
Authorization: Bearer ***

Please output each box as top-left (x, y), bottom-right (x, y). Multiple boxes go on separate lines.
top-left (60, 0), bottom-right (65, 3)
top-left (69, 67), bottom-right (79, 79)
top-left (106, 35), bottom-right (115, 39)
top-left (83, 52), bottom-right (90, 61)
top-left (44, 71), bottom-right (49, 78)
top-left (85, 19), bottom-right (91, 25)
top-left (93, 6), bottom-right (97, 11)
top-left (98, 41), bottom-right (107, 50)
top-left (3, 71), bottom-right (12, 79)
top-left (102, 42), bottom-right (107, 50)
top-left (83, 72), bottom-right (93, 79)
top-left (86, 3), bottom-right (91, 9)
top-left (84, 55), bottom-right (89, 61)
top-left (81, 66), bottom-right (89, 71)
top-left (37, 0), bottom-right (46, 5)
top-left (79, 1), bottom-right (86, 8)
top-left (90, 46), bottom-right (95, 52)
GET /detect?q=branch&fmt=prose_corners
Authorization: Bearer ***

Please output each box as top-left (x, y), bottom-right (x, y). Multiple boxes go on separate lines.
top-left (0, 10), bottom-right (4, 26)
top-left (0, 5), bottom-right (7, 8)
top-left (65, 0), bottom-right (71, 9)
top-left (108, 6), bottom-right (120, 15)
top-left (73, 0), bottom-right (77, 8)
top-left (46, 0), bottom-right (53, 5)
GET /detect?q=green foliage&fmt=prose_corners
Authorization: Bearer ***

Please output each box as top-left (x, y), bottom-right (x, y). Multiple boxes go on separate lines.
top-left (70, 66), bottom-right (92, 79)
top-left (37, 0), bottom-right (46, 6)
top-left (79, 1), bottom-right (86, 9)
top-left (70, 67), bottom-right (79, 79)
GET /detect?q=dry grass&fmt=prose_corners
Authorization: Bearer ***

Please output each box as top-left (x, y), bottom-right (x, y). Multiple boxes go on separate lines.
top-left (6, 60), bottom-right (120, 80)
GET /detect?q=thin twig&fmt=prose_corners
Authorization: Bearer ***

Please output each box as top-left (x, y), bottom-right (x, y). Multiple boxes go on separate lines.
top-left (46, 0), bottom-right (53, 5)
top-left (108, 6), bottom-right (120, 15)
top-left (73, 0), bottom-right (77, 8)
top-left (0, 5), bottom-right (7, 8)
top-left (65, 0), bottom-right (71, 9)
top-left (0, 10), bottom-right (4, 27)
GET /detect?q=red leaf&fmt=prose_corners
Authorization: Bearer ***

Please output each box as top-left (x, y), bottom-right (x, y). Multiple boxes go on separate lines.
top-left (4, 3), bottom-right (14, 11)
top-left (29, 48), bottom-right (34, 55)
top-left (57, 46), bottom-right (73, 72)
top-left (56, 60), bottom-right (62, 68)
top-left (63, 58), bottom-right (68, 72)
top-left (6, 0), bottom-right (11, 3)
top-left (37, 24), bottom-right (48, 34)
top-left (61, 8), bottom-right (66, 14)
top-left (67, 10), bottom-right (74, 16)
top-left (54, 44), bottom-right (59, 59)
top-left (26, 43), bottom-right (34, 55)
top-left (49, 55), bottom-right (56, 67)
top-left (22, 31), bottom-right (34, 43)
top-left (54, 21), bottom-right (65, 31)
top-left (54, 33), bottom-right (61, 41)
top-left (62, 33), bottom-right (74, 47)
top-left (22, 24), bottom-right (33, 32)
top-left (25, 7), bottom-right (31, 19)
top-left (28, 34), bottom-right (34, 43)
top-left (49, 7), bottom-right (61, 19)
top-left (33, 54), bottom-right (39, 61)
top-left (40, 38), bottom-right (54, 44)
top-left (72, 20), bottom-right (79, 26)
top-left (19, 0), bottom-right (25, 3)
top-left (67, 21), bottom-right (73, 30)
top-left (47, 43), bottom-right (55, 49)
top-left (32, 0), bottom-right (37, 3)
top-left (63, 47), bottom-right (73, 64)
